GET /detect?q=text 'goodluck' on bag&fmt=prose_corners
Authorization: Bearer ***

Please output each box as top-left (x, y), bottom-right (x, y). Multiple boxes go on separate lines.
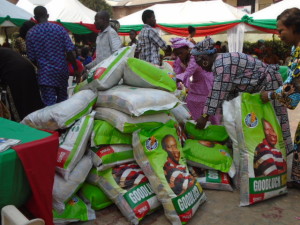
top-left (223, 93), bottom-right (287, 206)
top-left (132, 120), bottom-right (206, 225)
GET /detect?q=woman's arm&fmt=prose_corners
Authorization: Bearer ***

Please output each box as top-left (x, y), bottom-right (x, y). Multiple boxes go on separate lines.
top-left (273, 47), bottom-right (300, 109)
top-left (175, 56), bottom-right (198, 87)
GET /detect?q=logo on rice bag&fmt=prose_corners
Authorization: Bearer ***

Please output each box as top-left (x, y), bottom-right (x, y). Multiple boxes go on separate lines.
top-left (71, 125), bottom-right (80, 132)
top-left (219, 149), bottom-right (231, 157)
top-left (168, 72), bottom-right (175, 79)
top-left (56, 147), bottom-right (70, 167)
top-left (94, 67), bottom-right (107, 80)
top-left (245, 112), bottom-right (258, 128)
top-left (68, 196), bottom-right (79, 205)
top-left (96, 146), bottom-right (115, 158)
top-left (145, 136), bottom-right (158, 151)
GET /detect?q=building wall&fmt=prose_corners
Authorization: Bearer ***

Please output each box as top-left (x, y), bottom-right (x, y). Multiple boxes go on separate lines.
top-left (113, 0), bottom-right (209, 19)
top-left (257, 0), bottom-right (274, 10)
top-left (8, 0), bottom-right (18, 4)
top-left (224, 0), bottom-right (237, 6)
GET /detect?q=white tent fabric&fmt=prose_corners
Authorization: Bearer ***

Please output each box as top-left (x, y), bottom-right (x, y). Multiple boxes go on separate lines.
top-left (16, 0), bottom-right (37, 15)
top-left (45, 0), bottom-right (96, 23)
top-left (251, 0), bottom-right (299, 20)
top-left (119, 0), bottom-right (246, 52)
top-left (0, 0), bottom-right (33, 26)
top-left (119, 0), bottom-right (245, 26)
top-left (244, 0), bottom-right (300, 33)
top-left (17, 0), bottom-right (96, 24)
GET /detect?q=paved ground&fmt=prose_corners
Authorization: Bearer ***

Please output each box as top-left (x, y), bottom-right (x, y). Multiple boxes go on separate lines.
top-left (78, 108), bottom-right (300, 225)
top-left (81, 188), bottom-right (299, 225)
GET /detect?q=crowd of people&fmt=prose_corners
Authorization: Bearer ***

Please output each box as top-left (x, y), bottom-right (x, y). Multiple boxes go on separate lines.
top-left (0, 6), bottom-right (299, 188)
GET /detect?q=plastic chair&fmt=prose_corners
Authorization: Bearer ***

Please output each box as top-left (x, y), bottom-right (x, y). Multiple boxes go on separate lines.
top-left (1, 205), bottom-right (45, 225)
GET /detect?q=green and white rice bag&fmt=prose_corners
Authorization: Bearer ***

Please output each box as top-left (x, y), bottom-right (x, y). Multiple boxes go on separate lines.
top-left (95, 107), bottom-right (172, 133)
top-left (188, 167), bottom-right (233, 192)
top-left (91, 120), bottom-right (132, 146)
top-left (53, 154), bottom-right (93, 212)
top-left (77, 46), bottom-right (135, 91)
top-left (229, 93), bottom-right (287, 206)
top-left (87, 163), bottom-right (161, 225)
top-left (133, 120), bottom-right (206, 225)
top-left (96, 85), bottom-right (180, 116)
top-left (53, 195), bottom-right (95, 224)
top-left (161, 60), bottom-right (174, 73)
top-left (170, 104), bottom-right (192, 125)
top-left (90, 144), bottom-right (134, 171)
top-left (56, 113), bottom-right (94, 180)
top-left (185, 121), bottom-right (229, 142)
top-left (21, 90), bottom-right (97, 130)
top-left (78, 182), bottom-right (113, 210)
top-left (123, 57), bottom-right (176, 92)
top-left (223, 95), bottom-right (241, 188)
top-left (183, 139), bottom-right (235, 178)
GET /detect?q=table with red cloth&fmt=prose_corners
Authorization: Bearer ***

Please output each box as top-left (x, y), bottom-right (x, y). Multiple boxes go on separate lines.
top-left (0, 118), bottom-right (59, 225)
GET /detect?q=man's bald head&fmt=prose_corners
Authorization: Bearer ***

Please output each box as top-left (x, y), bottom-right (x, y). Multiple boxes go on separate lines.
top-left (34, 6), bottom-right (48, 23)
top-left (94, 10), bottom-right (110, 31)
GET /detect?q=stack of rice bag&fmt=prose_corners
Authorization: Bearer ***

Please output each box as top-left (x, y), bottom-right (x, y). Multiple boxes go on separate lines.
top-left (183, 121), bottom-right (235, 192)
top-left (22, 44), bottom-right (238, 224)
top-left (21, 90), bottom-right (103, 224)
top-left (73, 45), bottom-right (208, 224)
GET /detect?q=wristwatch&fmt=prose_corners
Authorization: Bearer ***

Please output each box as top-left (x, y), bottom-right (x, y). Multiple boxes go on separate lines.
top-left (201, 113), bottom-right (208, 118)
top-left (268, 91), bottom-right (275, 100)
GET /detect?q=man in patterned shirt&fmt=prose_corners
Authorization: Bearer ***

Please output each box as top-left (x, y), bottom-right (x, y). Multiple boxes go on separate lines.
top-left (190, 37), bottom-right (293, 154)
top-left (137, 10), bottom-right (167, 65)
top-left (26, 6), bottom-right (79, 106)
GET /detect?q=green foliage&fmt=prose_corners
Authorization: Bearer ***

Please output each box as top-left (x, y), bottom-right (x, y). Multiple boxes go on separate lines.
top-left (243, 38), bottom-right (291, 60)
top-left (79, 0), bottom-right (113, 17)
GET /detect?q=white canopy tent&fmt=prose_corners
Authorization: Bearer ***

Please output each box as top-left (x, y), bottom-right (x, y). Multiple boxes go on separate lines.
top-left (119, 0), bottom-right (245, 26)
top-left (0, 0), bottom-right (33, 27)
top-left (16, 0), bottom-right (39, 16)
top-left (46, 0), bottom-right (96, 23)
top-left (244, 0), bottom-right (300, 33)
top-left (251, 0), bottom-right (299, 20)
top-left (17, 0), bottom-right (96, 24)
top-left (118, 0), bottom-right (247, 52)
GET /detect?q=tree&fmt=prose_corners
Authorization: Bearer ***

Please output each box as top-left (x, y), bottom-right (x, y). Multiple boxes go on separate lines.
top-left (79, 0), bottom-right (113, 17)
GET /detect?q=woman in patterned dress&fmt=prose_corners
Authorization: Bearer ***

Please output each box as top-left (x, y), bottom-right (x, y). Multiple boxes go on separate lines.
top-left (171, 37), bottom-right (221, 124)
top-left (190, 37), bottom-right (293, 156)
top-left (261, 8), bottom-right (300, 188)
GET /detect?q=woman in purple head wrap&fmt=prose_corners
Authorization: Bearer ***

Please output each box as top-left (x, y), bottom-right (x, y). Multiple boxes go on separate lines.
top-left (170, 37), bottom-right (221, 124)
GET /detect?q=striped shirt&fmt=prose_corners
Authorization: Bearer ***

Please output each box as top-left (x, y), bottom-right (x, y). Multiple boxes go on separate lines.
top-left (163, 157), bottom-right (195, 195)
top-left (113, 163), bottom-right (147, 190)
top-left (254, 139), bottom-right (286, 177)
top-left (137, 24), bottom-right (167, 65)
